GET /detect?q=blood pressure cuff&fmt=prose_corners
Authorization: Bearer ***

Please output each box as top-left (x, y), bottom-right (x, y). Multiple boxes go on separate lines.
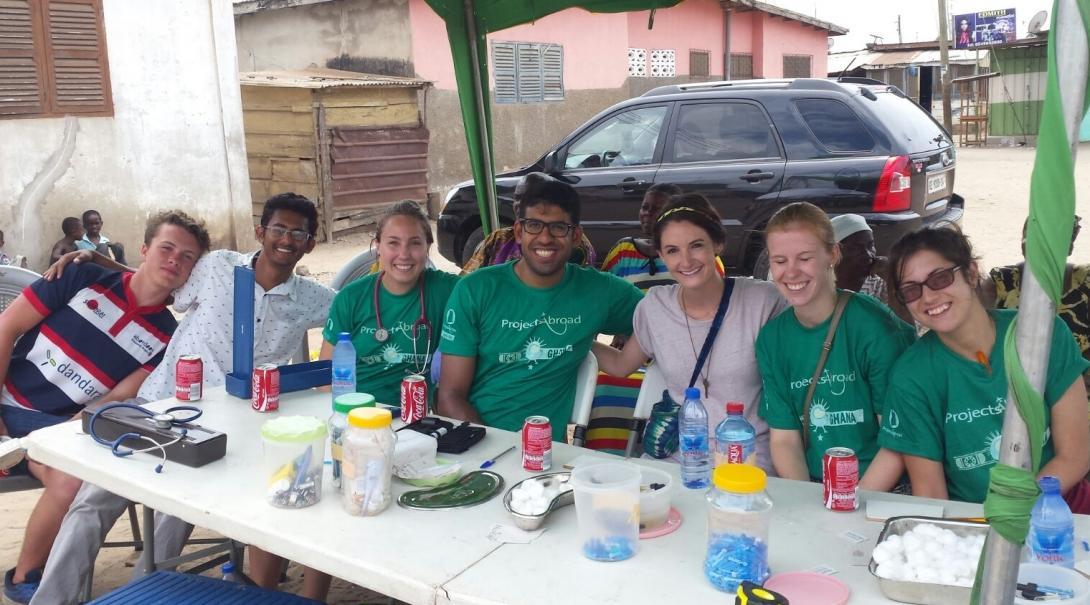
top-left (402, 417), bottom-right (486, 454)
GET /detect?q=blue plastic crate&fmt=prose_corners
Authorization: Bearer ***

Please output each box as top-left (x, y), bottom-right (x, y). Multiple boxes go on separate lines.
top-left (88, 571), bottom-right (323, 604)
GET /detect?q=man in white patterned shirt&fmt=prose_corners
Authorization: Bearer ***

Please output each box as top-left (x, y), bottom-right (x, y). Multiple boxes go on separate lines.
top-left (31, 193), bottom-right (335, 605)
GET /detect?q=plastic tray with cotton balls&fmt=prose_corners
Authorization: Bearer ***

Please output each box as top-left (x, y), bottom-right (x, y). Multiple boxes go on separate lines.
top-left (503, 472), bottom-right (575, 531)
top-left (869, 516), bottom-right (988, 604)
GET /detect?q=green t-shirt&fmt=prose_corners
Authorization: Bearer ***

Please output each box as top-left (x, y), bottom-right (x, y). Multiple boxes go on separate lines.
top-left (757, 292), bottom-right (915, 480)
top-left (439, 261), bottom-right (643, 441)
top-left (879, 310), bottom-right (1090, 503)
top-left (323, 269), bottom-right (460, 406)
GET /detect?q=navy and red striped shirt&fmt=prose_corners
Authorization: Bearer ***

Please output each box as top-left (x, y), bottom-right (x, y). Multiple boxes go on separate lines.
top-left (0, 264), bottom-right (177, 417)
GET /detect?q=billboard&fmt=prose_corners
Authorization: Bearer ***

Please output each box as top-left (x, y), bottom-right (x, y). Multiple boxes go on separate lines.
top-left (953, 8), bottom-right (1017, 49)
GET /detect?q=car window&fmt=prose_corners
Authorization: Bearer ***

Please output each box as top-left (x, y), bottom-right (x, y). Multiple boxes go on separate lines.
top-left (670, 103), bottom-right (779, 163)
top-left (563, 105), bottom-right (668, 169)
top-left (794, 98), bottom-right (876, 153)
top-left (871, 91), bottom-right (951, 151)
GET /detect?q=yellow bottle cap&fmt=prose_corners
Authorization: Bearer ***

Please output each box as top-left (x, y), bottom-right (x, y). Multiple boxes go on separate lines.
top-left (347, 406), bottom-right (392, 429)
top-left (712, 463), bottom-right (767, 493)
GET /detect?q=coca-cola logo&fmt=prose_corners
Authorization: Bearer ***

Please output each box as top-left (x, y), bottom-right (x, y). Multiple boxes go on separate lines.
top-left (411, 388), bottom-right (425, 405)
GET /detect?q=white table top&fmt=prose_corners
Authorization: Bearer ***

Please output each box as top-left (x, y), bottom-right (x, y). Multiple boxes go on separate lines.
top-left (25, 387), bottom-right (1090, 605)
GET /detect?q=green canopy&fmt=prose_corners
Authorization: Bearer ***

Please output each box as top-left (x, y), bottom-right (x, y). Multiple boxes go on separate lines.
top-left (423, 0), bottom-right (682, 234)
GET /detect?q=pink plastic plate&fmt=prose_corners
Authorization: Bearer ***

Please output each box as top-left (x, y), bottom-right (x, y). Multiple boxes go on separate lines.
top-left (639, 507), bottom-right (682, 539)
top-left (763, 571), bottom-right (850, 605)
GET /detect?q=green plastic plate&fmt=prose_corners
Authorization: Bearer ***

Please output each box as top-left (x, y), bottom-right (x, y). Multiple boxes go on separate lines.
top-left (397, 470), bottom-right (504, 510)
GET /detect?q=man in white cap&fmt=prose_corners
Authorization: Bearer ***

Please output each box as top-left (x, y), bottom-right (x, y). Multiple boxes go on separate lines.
top-left (830, 213), bottom-right (888, 303)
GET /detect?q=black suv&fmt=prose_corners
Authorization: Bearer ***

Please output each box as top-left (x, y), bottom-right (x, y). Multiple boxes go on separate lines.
top-left (437, 78), bottom-right (963, 273)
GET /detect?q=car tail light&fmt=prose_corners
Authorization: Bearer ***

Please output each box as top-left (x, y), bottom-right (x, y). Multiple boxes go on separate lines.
top-left (873, 155), bottom-right (912, 212)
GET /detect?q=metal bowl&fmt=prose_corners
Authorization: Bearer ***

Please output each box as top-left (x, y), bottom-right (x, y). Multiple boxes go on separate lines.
top-left (503, 472), bottom-right (575, 531)
top-left (869, 515), bottom-right (989, 605)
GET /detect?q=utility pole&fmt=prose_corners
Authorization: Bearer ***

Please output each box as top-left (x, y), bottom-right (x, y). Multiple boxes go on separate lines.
top-left (896, 15), bottom-right (903, 44)
top-left (937, 0), bottom-right (953, 133)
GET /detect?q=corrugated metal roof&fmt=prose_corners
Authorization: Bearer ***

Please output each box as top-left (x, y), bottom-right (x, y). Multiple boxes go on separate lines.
top-left (726, 0), bottom-right (848, 35)
top-left (830, 48), bottom-right (984, 72)
top-left (239, 68), bottom-right (429, 89)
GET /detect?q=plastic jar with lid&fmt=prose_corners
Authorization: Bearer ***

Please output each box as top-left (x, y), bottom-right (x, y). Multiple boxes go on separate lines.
top-left (329, 392), bottom-right (376, 489)
top-left (704, 464), bottom-right (773, 592)
top-left (261, 416), bottom-right (327, 508)
top-left (342, 407), bottom-right (396, 516)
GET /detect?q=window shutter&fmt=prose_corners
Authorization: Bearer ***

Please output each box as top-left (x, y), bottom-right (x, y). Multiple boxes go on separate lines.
top-left (0, 0), bottom-right (44, 116)
top-left (44, 0), bottom-right (110, 114)
top-left (516, 42), bottom-right (542, 102)
top-left (492, 41), bottom-right (516, 104)
top-left (542, 44), bottom-right (563, 101)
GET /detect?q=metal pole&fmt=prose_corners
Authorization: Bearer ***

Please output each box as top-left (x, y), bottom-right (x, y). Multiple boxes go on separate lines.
top-left (978, 1), bottom-right (1088, 602)
top-left (724, 3), bottom-right (732, 80)
top-left (937, 0), bottom-right (954, 133)
top-left (463, 0), bottom-right (499, 234)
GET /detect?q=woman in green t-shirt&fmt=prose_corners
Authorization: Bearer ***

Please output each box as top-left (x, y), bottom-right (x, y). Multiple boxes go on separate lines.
top-left (880, 226), bottom-right (1089, 504)
top-left (320, 201), bottom-right (460, 405)
top-left (756, 202), bottom-right (913, 490)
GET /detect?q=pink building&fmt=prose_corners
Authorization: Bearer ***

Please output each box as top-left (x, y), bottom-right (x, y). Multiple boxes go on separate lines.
top-left (235, 0), bottom-right (846, 196)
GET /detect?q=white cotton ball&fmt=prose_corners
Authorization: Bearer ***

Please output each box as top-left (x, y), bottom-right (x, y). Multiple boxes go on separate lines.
top-left (884, 534), bottom-right (904, 551)
top-left (939, 530), bottom-right (958, 546)
top-left (872, 547), bottom-right (894, 565)
top-left (876, 563), bottom-right (896, 579)
top-left (916, 567), bottom-right (939, 584)
top-left (902, 532), bottom-right (922, 551)
top-left (924, 539), bottom-right (943, 556)
top-left (900, 564), bottom-right (916, 581)
top-left (907, 550), bottom-right (930, 568)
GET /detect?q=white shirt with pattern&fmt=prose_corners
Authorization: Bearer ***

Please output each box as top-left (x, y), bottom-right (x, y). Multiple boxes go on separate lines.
top-left (137, 250), bottom-right (334, 401)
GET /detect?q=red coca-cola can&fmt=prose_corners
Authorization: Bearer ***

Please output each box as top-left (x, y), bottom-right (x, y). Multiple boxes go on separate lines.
top-left (823, 446), bottom-right (859, 511)
top-left (175, 355), bottom-right (203, 401)
top-left (522, 416), bottom-right (552, 471)
top-left (400, 374), bottom-right (427, 424)
top-left (252, 363), bottom-right (280, 412)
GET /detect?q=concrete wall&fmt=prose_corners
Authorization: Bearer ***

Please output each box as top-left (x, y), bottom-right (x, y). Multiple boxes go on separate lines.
top-left (752, 13), bottom-right (830, 78)
top-left (235, 0), bottom-right (414, 76)
top-left (0, 0), bottom-right (252, 272)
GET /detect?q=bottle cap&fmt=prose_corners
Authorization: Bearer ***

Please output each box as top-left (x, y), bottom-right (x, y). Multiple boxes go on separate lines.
top-left (333, 392), bottom-right (376, 414)
top-left (726, 402), bottom-right (744, 415)
top-left (712, 463), bottom-right (766, 493)
top-left (338, 331), bottom-right (351, 341)
top-left (1037, 475), bottom-right (1061, 494)
top-left (684, 387), bottom-right (701, 400)
top-left (348, 406), bottom-right (393, 429)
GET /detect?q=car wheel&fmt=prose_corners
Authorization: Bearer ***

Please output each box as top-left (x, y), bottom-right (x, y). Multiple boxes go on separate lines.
top-left (461, 226), bottom-right (487, 266)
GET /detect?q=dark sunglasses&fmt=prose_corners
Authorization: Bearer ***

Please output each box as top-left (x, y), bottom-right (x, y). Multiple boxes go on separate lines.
top-left (262, 225), bottom-right (313, 242)
top-left (519, 218), bottom-right (575, 238)
top-left (896, 265), bottom-right (962, 304)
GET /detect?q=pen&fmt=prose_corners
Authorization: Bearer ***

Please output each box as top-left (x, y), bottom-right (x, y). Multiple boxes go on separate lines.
top-left (480, 445), bottom-right (516, 469)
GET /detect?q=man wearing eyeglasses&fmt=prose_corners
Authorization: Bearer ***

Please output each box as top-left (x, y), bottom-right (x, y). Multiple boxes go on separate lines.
top-left (30, 193), bottom-right (336, 605)
top-left (438, 178), bottom-right (643, 442)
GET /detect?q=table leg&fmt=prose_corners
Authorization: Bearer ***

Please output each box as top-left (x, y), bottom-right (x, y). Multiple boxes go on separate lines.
top-left (140, 505), bottom-right (157, 576)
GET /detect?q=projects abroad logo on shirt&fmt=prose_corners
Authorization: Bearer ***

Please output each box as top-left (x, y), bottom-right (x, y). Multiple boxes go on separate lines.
top-left (806, 398), bottom-right (866, 443)
top-left (945, 397), bottom-right (1005, 425)
top-left (790, 369), bottom-right (857, 396)
top-left (441, 309), bottom-right (456, 342)
top-left (497, 339), bottom-right (573, 370)
top-left (500, 312), bottom-right (582, 335)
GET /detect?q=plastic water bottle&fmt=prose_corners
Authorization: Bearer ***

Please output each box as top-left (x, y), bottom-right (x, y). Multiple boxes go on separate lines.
top-left (679, 387), bottom-right (710, 489)
top-left (1027, 475), bottom-right (1075, 567)
top-left (714, 402), bottom-right (756, 467)
top-left (331, 332), bottom-right (357, 400)
top-left (221, 561), bottom-right (239, 582)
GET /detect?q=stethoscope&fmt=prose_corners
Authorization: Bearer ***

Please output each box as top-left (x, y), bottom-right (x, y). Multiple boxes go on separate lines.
top-left (88, 402), bottom-right (202, 473)
top-left (372, 271), bottom-right (433, 375)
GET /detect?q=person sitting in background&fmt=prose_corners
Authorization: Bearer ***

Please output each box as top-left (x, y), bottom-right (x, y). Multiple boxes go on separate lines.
top-left (983, 215), bottom-right (1088, 394)
top-left (880, 225), bottom-right (1089, 505)
top-left (76, 210), bottom-right (126, 265)
top-left (593, 194), bottom-right (785, 472)
top-left (49, 218), bottom-right (84, 266)
top-left (601, 184), bottom-right (726, 290)
top-left (829, 214), bottom-right (912, 323)
top-left (460, 173), bottom-right (596, 274)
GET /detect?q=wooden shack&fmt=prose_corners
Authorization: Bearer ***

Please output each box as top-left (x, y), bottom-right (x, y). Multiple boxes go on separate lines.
top-left (239, 68), bottom-right (430, 241)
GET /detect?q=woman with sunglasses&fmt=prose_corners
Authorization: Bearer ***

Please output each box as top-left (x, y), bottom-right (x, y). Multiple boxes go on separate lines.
top-left (880, 226), bottom-right (1090, 504)
top-left (756, 202), bottom-right (914, 490)
top-left (593, 194), bottom-right (786, 472)
top-left (321, 200), bottom-right (459, 406)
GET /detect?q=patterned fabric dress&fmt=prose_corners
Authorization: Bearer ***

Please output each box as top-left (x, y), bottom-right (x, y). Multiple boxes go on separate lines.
top-left (991, 263), bottom-right (1090, 363)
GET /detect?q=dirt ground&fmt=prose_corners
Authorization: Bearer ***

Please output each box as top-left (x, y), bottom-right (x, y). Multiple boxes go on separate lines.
top-left (2, 145), bottom-right (1089, 604)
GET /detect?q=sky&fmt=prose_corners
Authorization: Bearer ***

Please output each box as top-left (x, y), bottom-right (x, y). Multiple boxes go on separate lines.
top-left (768, 0), bottom-right (1052, 52)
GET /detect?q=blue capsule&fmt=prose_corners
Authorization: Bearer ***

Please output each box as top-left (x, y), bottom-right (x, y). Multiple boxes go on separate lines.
top-left (704, 533), bottom-right (768, 592)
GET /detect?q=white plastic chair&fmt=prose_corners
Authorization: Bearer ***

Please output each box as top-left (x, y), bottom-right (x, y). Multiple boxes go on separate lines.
top-left (570, 353), bottom-right (598, 447)
top-left (625, 363), bottom-right (667, 458)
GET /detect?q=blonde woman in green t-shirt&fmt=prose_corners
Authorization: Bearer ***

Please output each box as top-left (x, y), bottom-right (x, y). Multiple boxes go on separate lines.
top-left (756, 202), bottom-right (913, 491)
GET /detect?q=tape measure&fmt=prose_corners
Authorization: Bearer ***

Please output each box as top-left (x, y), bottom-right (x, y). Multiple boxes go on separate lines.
top-left (735, 581), bottom-right (789, 605)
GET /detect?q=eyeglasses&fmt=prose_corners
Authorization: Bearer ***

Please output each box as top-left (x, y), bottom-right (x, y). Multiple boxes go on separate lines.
top-left (896, 265), bottom-right (962, 304)
top-left (519, 218), bottom-right (575, 238)
top-left (262, 225), bottom-right (313, 242)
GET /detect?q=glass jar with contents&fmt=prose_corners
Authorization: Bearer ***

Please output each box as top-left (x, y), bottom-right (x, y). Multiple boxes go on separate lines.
top-left (705, 464), bottom-right (773, 592)
top-left (261, 416), bottom-right (327, 508)
top-left (342, 407), bottom-right (396, 516)
top-left (329, 392), bottom-right (376, 489)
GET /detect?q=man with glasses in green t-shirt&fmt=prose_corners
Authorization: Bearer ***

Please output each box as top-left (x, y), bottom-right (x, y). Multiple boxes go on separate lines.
top-left (438, 177), bottom-right (643, 442)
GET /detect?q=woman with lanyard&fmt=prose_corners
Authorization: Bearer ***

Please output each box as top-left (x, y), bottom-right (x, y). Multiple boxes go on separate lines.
top-left (756, 202), bottom-right (913, 491)
top-left (321, 200), bottom-right (460, 406)
top-left (879, 226), bottom-right (1090, 506)
top-left (593, 194), bottom-right (786, 473)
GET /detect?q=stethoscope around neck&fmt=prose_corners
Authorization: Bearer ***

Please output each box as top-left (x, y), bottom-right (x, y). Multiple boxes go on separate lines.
top-left (372, 271), bottom-right (433, 375)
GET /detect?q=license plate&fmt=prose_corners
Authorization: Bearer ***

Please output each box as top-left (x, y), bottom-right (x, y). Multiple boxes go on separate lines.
top-left (927, 172), bottom-right (948, 195)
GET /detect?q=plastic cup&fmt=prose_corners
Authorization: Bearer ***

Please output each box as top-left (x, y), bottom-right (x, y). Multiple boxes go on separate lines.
top-left (570, 462), bottom-right (641, 561)
top-left (261, 416), bottom-right (327, 509)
